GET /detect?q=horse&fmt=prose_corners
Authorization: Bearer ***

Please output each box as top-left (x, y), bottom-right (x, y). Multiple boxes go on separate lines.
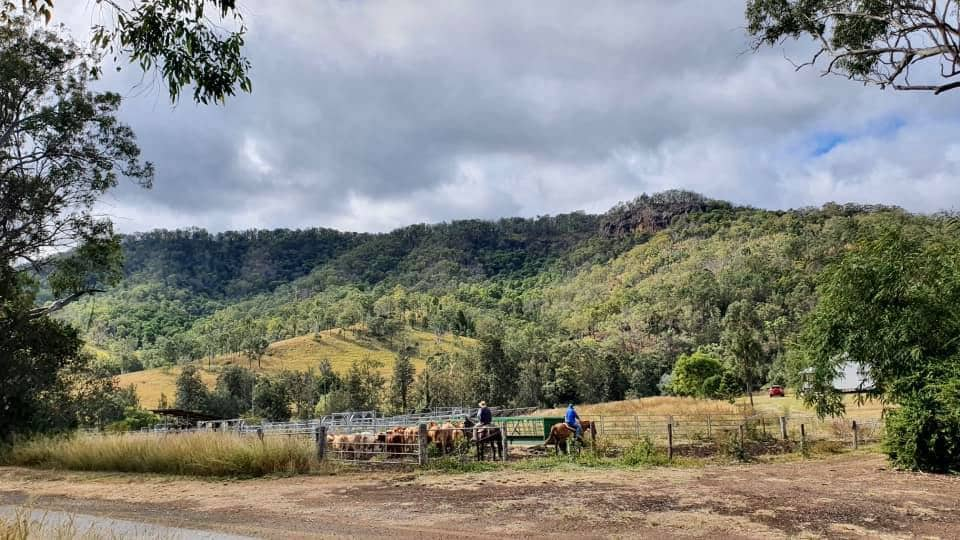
top-left (464, 418), bottom-right (503, 461)
top-left (544, 420), bottom-right (597, 455)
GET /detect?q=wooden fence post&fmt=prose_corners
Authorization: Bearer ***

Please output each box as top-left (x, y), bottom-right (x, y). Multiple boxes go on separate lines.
top-left (739, 423), bottom-right (745, 445)
top-left (666, 422), bottom-right (674, 462)
top-left (852, 420), bottom-right (859, 450)
top-left (418, 423), bottom-right (429, 466)
top-left (706, 415), bottom-right (712, 437)
top-left (779, 416), bottom-right (788, 440)
top-left (800, 423), bottom-right (806, 454)
top-left (315, 426), bottom-right (327, 461)
top-left (760, 416), bottom-right (766, 436)
top-left (634, 415), bottom-right (640, 439)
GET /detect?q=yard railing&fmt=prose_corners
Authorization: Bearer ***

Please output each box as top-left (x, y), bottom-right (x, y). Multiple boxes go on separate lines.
top-left (78, 409), bottom-right (885, 465)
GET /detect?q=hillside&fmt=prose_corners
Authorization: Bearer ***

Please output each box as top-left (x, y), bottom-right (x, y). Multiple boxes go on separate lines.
top-left (118, 328), bottom-right (476, 408)
top-left (55, 190), bottom-right (935, 411)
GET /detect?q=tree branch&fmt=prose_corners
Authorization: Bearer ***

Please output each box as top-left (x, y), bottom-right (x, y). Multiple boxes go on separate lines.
top-left (27, 288), bottom-right (104, 319)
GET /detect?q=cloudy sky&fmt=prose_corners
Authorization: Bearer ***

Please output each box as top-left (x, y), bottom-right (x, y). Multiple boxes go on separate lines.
top-left (74, 1), bottom-right (960, 233)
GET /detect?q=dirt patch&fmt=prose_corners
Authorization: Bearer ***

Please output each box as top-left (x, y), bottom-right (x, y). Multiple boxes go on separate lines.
top-left (1, 453), bottom-right (958, 538)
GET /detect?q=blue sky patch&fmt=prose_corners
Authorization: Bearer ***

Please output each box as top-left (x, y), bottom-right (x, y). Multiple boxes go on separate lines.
top-left (811, 132), bottom-right (847, 156)
top-left (808, 115), bottom-right (905, 158)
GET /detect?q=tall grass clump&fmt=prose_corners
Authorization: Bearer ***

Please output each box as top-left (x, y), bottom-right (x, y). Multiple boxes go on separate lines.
top-left (619, 437), bottom-right (668, 467)
top-left (4, 432), bottom-right (316, 477)
top-left (0, 507), bottom-right (113, 540)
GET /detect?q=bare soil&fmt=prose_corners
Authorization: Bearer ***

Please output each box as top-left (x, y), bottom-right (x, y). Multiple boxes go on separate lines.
top-left (1, 452), bottom-right (958, 539)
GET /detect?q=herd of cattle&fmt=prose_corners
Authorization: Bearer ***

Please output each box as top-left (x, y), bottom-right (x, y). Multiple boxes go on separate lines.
top-left (326, 421), bottom-right (472, 460)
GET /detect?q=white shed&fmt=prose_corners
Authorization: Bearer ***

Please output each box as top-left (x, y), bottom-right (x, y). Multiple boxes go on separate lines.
top-left (799, 361), bottom-right (875, 393)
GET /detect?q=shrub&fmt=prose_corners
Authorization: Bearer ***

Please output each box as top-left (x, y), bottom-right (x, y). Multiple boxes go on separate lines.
top-left (884, 383), bottom-right (960, 472)
top-left (620, 437), bottom-right (668, 467)
top-left (716, 430), bottom-right (750, 462)
top-left (669, 348), bottom-right (725, 398)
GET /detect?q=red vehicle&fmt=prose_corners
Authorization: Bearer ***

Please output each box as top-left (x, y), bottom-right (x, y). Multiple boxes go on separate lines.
top-left (768, 385), bottom-right (785, 398)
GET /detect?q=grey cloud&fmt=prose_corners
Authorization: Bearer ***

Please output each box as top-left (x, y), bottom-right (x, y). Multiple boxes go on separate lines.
top-left (82, 0), bottom-right (960, 234)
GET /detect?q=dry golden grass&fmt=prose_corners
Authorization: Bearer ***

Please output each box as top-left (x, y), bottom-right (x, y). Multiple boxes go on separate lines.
top-left (117, 368), bottom-right (217, 409)
top-left (0, 506), bottom-right (115, 540)
top-left (537, 393), bottom-right (885, 420)
top-left (735, 393), bottom-right (887, 418)
top-left (4, 432), bottom-right (317, 477)
top-left (536, 396), bottom-right (741, 417)
top-left (118, 328), bottom-right (475, 408)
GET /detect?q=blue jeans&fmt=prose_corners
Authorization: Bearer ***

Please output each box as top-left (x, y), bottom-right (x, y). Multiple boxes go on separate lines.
top-left (566, 422), bottom-right (582, 438)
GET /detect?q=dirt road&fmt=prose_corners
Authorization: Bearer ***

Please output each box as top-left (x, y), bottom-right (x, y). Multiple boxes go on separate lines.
top-left (1, 453), bottom-right (958, 539)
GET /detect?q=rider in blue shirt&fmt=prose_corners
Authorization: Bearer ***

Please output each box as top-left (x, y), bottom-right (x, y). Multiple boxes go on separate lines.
top-left (565, 403), bottom-right (582, 439)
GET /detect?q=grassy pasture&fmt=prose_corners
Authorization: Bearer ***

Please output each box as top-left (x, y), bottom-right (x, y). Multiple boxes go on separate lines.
top-left (118, 328), bottom-right (475, 408)
top-left (536, 393), bottom-right (885, 419)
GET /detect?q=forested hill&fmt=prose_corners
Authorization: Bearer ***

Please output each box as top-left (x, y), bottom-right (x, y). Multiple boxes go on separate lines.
top-left (60, 190), bottom-right (920, 407)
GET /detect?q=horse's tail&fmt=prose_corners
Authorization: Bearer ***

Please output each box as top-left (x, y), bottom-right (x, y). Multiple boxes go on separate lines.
top-left (544, 427), bottom-right (556, 446)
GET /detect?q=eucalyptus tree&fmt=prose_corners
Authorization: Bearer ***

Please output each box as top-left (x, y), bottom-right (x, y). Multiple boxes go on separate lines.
top-left (747, 0), bottom-right (960, 94)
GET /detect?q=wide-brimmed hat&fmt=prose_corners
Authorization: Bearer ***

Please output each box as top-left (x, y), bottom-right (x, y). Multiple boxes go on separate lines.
top-left (479, 401), bottom-right (487, 407)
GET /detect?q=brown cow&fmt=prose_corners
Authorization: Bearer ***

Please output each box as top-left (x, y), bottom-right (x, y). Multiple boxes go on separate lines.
top-left (436, 422), bottom-right (460, 453)
top-left (385, 430), bottom-right (406, 457)
top-left (402, 426), bottom-right (418, 447)
top-left (331, 434), bottom-right (352, 458)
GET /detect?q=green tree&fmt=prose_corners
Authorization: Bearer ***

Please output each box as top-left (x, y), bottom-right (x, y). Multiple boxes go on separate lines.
top-left (1, 17), bottom-right (153, 315)
top-left (211, 365), bottom-right (255, 417)
top-left (746, 0), bottom-right (960, 94)
top-left (722, 300), bottom-right (764, 408)
top-left (344, 357), bottom-right (385, 411)
top-left (476, 321), bottom-right (517, 407)
top-left (669, 347), bottom-right (727, 398)
top-left (314, 358), bottom-right (342, 396)
top-left (792, 220), bottom-right (960, 471)
top-left (174, 365), bottom-right (209, 413)
top-left (389, 351), bottom-right (415, 413)
top-left (279, 370), bottom-right (318, 420)
top-left (242, 332), bottom-right (269, 369)
top-left (72, 370), bottom-right (140, 429)
top-left (253, 376), bottom-right (291, 422)
top-left (3, 0), bottom-right (251, 103)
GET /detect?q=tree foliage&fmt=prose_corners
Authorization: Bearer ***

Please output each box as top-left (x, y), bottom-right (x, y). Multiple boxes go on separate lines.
top-left (252, 376), bottom-right (290, 422)
top-left (389, 351), bottom-right (415, 413)
top-left (0, 17), bottom-right (152, 317)
top-left (668, 347), bottom-right (736, 399)
top-left (2, 0), bottom-right (251, 103)
top-left (746, 0), bottom-right (960, 94)
top-left (173, 364), bottom-right (208, 412)
top-left (792, 219), bottom-right (960, 471)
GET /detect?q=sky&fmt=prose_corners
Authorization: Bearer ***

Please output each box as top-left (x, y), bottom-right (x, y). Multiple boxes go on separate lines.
top-left (67, 1), bottom-right (960, 234)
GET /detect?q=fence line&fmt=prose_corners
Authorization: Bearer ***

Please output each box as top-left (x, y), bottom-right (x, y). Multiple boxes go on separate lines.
top-left (79, 410), bottom-right (884, 465)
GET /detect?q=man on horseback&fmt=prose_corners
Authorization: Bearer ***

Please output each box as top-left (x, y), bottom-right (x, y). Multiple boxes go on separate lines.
top-left (565, 403), bottom-right (583, 441)
top-left (476, 401), bottom-right (493, 426)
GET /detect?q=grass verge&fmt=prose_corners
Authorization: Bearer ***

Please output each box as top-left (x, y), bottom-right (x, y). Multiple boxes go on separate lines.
top-left (2, 433), bottom-right (318, 477)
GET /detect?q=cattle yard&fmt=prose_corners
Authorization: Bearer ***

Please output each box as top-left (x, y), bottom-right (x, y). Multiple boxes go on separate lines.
top-left (107, 407), bottom-right (885, 467)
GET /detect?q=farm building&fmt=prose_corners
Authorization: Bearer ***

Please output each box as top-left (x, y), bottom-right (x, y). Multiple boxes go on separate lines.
top-left (800, 361), bottom-right (875, 393)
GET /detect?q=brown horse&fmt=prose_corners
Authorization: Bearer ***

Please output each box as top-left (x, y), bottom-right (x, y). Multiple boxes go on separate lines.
top-left (544, 420), bottom-right (597, 455)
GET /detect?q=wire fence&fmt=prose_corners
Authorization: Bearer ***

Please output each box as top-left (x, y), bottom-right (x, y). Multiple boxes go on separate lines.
top-left (78, 408), bottom-right (885, 465)
top-left (577, 413), bottom-right (884, 450)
